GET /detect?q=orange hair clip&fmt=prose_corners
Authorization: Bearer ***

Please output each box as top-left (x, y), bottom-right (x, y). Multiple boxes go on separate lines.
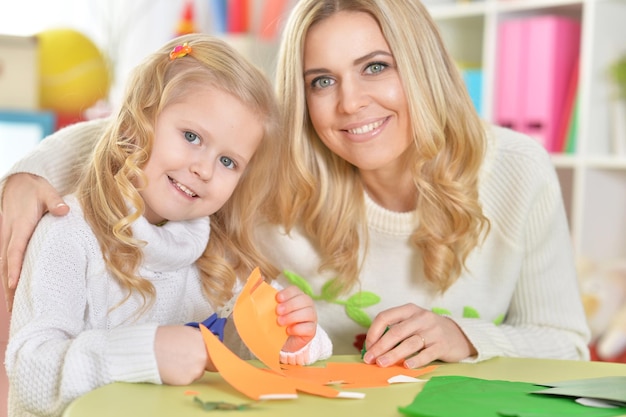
top-left (169, 42), bottom-right (192, 60)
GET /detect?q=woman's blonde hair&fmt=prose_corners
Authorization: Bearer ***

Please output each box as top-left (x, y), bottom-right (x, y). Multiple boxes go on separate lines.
top-left (77, 33), bottom-right (281, 312)
top-left (272, 0), bottom-right (490, 293)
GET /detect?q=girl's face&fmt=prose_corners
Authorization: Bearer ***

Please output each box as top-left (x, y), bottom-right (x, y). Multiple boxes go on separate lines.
top-left (138, 86), bottom-right (263, 224)
top-left (303, 11), bottom-right (412, 175)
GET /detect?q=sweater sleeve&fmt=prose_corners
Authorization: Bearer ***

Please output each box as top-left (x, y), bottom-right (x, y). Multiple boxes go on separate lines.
top-left (0, 118), bottom-right (108, 197)
top-left (279, 324), bottom-right (333, 365)
top-left (5, 210), bottom-right (161, 417)
top-left (452, 129), bottom-right (590, 362)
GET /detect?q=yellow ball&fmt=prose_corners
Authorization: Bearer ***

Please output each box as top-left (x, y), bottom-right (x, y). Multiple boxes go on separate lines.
top-left (38, 28), bottom-right (111, 114)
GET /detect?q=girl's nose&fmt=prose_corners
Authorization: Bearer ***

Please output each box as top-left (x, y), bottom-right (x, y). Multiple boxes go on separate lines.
top-left (190, 157), bottom-right (214, 181)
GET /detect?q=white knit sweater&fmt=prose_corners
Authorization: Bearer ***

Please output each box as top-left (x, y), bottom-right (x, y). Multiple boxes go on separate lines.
top-left (4, 192), bottom-right (332, 417)
top-left (6, 195), bottom-right (213, 417)
top-left (2, 119), bottom-right (590, 363)
top-left (259, 125), bottom-right (591, 360)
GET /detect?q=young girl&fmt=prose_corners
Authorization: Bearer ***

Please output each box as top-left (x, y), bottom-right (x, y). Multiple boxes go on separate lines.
top-left (5, 34), bottom-right (331, 417)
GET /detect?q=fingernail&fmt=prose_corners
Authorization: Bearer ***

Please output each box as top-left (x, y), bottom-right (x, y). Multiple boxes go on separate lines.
top-left (363, 352), bottom-right (373, 364)
top-left (376, 356), bottom-right (389, 367)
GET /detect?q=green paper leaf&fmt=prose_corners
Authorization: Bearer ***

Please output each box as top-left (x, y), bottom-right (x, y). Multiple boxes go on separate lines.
top-left (346, 304), bottom-right (373, 327)
top-left (346, 291), bottom-right (380, 308)
top-left (193, 397), bottom-right (254, 411)
top-left (283, 270), bottom-right (314, 297)
top-left (319, 279), bottom-right (342, 301)
top-left (463, 306), bottom-right (480, 319)
top-left (432, 307), bottom-right (452, 316)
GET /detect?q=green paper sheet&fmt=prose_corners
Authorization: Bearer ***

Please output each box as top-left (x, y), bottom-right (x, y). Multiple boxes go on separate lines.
top-left (534, 377), bottom-right (626, 405)
top-left (398, 376), bottom-right (626, 417)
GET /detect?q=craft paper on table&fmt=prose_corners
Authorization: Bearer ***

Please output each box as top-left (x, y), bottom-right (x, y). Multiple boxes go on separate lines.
top-left (199, 267), bottom-right (436, 401)
top-left (281, 362), bottom-right (438, 389)
top-left (533, 376), bottom-right (626, 406)
top-left (398, 375), bottom-right (626, 417)
top-left (200, 325), bottom-right (351, 399)
top-left (233, 267), bottom-right (286, 374)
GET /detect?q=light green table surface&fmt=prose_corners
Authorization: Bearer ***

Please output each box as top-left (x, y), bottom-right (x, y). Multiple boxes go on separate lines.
top-left (63, 355), bottom-right (626, 417)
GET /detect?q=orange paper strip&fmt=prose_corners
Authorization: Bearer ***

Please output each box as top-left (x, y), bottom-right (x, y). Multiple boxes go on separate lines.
top-left (280, 363), bottom-right (439, 389)
top-left (200, 324), bottom-right (343, 399)
top-left (233, 268), bottom-right (287, 374)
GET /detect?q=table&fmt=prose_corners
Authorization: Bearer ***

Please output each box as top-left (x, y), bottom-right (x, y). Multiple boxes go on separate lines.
top-left (63, 356), bottom-right (626, 417)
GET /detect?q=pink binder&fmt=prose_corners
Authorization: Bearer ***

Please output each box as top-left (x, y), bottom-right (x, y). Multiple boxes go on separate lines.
top-left (494, 18), bottom-right (528, 133)
top-left (521, 16), bottom-right (581, 152)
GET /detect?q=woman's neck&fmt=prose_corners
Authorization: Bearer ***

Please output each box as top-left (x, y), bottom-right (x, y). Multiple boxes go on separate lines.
top-left (360, 169), bottom-right (417, 213)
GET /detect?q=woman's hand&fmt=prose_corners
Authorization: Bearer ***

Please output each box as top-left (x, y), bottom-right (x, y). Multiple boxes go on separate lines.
top-left (155, 325), bottom-right (214, 386)
top-left (1, 173), bottom-right (69, 311)
top-left (362, 303), bottom-right (477, 369)
top-left (275, 285), bottom-right (318, 353)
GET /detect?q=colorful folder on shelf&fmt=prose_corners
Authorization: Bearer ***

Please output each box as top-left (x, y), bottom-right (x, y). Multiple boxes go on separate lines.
top-left (227, 0), bottom-right (248, 33)
top-left (494, 18), bottom-right (527, 133)
top-left (463, 68), bottom-right (483, 116)
top-left (521, 15), bottom-right (581, 152)
top-left (494, 15), bottom-right (581, 153)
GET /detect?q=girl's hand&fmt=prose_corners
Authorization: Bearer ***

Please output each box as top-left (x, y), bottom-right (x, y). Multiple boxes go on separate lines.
top-left (275, 285), bottom-right (318, 353)
top-left (362, 303), bottom-right (477, 369)
top-left (1, 173), bottom-right (69, 311)
top-left (155, 325), bottom-right (214, 386)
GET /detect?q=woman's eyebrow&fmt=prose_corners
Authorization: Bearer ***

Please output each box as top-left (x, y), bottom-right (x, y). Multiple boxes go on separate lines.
top-left (304, 50), bottom-right (394, 77)
top-left (353, 50), bottom-right (393, 66)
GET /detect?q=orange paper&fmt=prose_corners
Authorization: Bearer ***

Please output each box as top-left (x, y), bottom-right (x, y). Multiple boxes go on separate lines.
top-left (200, 324), bottom-right (342, 399)
top-left (200, 268), bottom-right (436, 400)
top-left (281, 363), bottom-right (439, 389)
top-left (233, 268), bottom-right (287, 374)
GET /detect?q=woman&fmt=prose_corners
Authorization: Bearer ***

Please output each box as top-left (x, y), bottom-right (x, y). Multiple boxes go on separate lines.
top-left (1, 0), bottom-right (590, 369)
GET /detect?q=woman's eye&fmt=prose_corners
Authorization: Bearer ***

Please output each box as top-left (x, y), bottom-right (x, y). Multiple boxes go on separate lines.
top-left (220, 156), bottom-right (235, 169)
top-left (184, 131), bottom-right (200, 144)
top-left (365, 62), bottom-right (388, 74)
top-left (311, 76), bottom-right (334, 89)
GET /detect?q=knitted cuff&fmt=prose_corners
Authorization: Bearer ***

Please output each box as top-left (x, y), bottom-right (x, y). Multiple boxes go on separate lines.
top-left (279, 324), bottom-right (333, 365)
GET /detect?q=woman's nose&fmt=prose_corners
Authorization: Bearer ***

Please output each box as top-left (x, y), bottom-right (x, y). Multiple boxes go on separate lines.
top-left (338, 78), bottom-right (369, 114)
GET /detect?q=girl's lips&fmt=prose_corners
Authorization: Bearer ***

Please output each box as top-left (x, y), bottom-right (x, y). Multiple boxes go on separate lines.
top-left (168, 176), bottom-right (198, 198)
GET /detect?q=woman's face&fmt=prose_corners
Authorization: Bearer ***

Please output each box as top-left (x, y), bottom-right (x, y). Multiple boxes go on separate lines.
top-left (303, 11), bottom-right (412, 174)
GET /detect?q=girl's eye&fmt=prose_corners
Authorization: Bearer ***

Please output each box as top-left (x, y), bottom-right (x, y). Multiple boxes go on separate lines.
top-left (184, 131), bottom-right (200, 144)
top-left (220, 156), bottom-right (235, 170)
top-left (365, 62), bottom-right (388, 74)
top-left (311, 76), bottom-right (335, 89)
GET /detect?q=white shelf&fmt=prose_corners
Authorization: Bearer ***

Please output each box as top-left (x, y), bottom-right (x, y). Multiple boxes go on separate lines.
top-left (427, 0), bottom-right (626, 263)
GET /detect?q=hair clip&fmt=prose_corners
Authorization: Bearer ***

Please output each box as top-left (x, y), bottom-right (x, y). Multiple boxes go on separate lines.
top-left (169, 42), bottom-right (192, 60)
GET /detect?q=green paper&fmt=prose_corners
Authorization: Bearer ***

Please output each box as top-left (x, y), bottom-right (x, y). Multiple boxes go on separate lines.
top-left (193, 397), bottom-right (254, 411)
top-left (534, 376), bottom-right (626, 404)
top-left (398, 376), bottom-right (626, 417)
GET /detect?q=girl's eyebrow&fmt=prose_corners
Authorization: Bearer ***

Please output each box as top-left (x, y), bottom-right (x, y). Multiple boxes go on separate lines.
top-left (304, 50), bottom-right (393, 78)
